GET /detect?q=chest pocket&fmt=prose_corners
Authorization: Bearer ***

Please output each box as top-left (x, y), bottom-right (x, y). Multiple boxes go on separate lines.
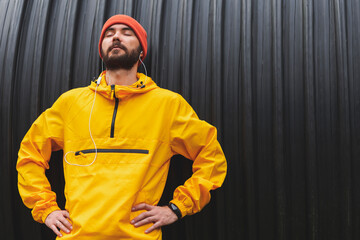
top-left (70, 148), bottom-right (149, 165)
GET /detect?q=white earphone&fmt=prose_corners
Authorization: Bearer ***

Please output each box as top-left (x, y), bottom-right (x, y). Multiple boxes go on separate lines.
top-left (138, 51), bottom-right (148, 86)
top-left (64, 76), bottom-right (100, 167)
top-left (64, 54), bottom-right (146, 167)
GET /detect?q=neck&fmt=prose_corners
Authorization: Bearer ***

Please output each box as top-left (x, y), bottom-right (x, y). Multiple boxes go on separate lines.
top-left (105, 65), bottom-right (138, 86)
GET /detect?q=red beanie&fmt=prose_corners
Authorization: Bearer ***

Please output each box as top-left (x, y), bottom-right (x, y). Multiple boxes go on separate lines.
top-left (99, 15), bottom-right (147, 60)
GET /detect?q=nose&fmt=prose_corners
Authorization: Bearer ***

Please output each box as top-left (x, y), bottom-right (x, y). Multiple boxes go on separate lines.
top-left (112, 31), bottom-right (122, 42)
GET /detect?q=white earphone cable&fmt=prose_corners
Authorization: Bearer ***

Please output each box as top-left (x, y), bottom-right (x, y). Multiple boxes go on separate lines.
top-left (64, 55), bottom-right (144, 167)
top-left (64, 79), bottom-right (99, 167)
top-left (138, 55), bottom-right (148, 84)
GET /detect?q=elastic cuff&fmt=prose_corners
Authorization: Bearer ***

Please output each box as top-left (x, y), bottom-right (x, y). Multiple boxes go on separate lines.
top-left (170, 200), bottom-right (188, 218)
top-left (41, 205), bottom-right (61, 223)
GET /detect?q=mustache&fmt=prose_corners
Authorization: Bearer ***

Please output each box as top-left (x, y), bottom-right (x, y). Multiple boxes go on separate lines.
top-left (108, 42), bottom-right (127, 52)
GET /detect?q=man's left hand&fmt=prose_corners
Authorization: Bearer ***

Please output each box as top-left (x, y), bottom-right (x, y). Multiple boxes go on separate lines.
top-left (131, 203), bottom-right (178, 233)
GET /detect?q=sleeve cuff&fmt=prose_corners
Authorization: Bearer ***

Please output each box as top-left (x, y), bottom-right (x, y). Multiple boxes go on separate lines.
top-left (40, 205), bottom-right (61, 223)
top-left (169, 200), bottom-right (188, 218)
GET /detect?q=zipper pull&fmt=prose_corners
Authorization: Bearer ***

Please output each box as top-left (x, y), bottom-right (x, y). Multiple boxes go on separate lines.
top-left (79, 152), bottom-right (86, 158)
top-left (111, 85), bottom-right (115, 100)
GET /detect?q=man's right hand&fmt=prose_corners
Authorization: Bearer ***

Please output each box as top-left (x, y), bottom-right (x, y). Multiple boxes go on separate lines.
top-left (45, 210), bottom-right (72, 237)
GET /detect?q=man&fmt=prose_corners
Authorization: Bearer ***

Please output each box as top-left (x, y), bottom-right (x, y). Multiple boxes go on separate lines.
top-left (17, 14), bottom-right (227, 239)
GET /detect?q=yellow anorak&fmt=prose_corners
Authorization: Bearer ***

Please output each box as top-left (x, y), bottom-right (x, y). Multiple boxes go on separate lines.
top-left (17, 72), bottom-right (227, 239)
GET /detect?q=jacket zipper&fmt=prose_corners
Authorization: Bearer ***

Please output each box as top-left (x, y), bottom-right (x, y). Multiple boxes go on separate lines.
top-left (110, 85), bottom-right (119, 138)
top-left (75, 149), bottom-right (149, 156)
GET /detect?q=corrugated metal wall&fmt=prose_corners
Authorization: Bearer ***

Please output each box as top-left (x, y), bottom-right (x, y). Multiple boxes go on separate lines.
top-left (1, 0), bottom-right (360, 239)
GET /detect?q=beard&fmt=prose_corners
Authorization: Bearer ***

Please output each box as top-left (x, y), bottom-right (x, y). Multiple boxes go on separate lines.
top-left (101, 43), bottom-right (141, 70)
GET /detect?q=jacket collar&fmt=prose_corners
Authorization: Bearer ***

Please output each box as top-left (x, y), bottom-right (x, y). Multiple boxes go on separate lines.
top-left (88, 71), bottom-right (158, 100)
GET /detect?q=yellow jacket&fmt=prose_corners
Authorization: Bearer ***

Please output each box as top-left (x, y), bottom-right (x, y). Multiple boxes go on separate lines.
top-left (17, 72), bottom-right (227, 239)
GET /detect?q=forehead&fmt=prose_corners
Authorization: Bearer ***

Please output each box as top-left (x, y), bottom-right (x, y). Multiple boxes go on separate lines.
top-left (105, 23), bottom-right (134, 32)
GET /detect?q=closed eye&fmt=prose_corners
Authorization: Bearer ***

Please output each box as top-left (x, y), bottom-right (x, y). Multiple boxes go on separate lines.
top-left (105, 30), bottom-right (115, 37)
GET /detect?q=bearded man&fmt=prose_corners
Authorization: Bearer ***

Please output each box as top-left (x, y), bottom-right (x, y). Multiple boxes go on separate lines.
top-left (17, 15), bottom-right (227, 240)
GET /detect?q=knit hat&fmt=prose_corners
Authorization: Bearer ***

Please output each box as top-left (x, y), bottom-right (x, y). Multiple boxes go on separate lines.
top-left (99, 15), bottom-right (147, 60)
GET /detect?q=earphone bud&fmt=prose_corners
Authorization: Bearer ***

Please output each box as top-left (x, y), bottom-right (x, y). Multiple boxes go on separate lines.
top-left (96, 76), bottom-right (101, 85)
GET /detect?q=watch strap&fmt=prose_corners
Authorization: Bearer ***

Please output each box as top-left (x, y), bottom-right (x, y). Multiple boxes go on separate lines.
top-left (168, 203), bottom-right (182, 219)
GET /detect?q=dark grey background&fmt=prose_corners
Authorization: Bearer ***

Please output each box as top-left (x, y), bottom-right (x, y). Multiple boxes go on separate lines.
top-left (1, 0), bottom-right (359, 239)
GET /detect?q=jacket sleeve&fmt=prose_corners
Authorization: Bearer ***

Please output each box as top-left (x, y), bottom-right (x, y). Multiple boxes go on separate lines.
top-left (17, 95), bottom-right (67, 223)
top-left (169, 95), bottom-right (227, 217)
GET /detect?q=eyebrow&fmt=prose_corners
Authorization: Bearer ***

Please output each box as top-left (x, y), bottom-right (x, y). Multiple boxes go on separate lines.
top-left (121, 27), bottom-right (133, 32)
top-left (105, 27), bottom-right (134, 33)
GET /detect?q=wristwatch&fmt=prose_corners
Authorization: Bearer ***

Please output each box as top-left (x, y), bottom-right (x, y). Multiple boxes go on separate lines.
top-left (168, 203), bottom-right (182, 219)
